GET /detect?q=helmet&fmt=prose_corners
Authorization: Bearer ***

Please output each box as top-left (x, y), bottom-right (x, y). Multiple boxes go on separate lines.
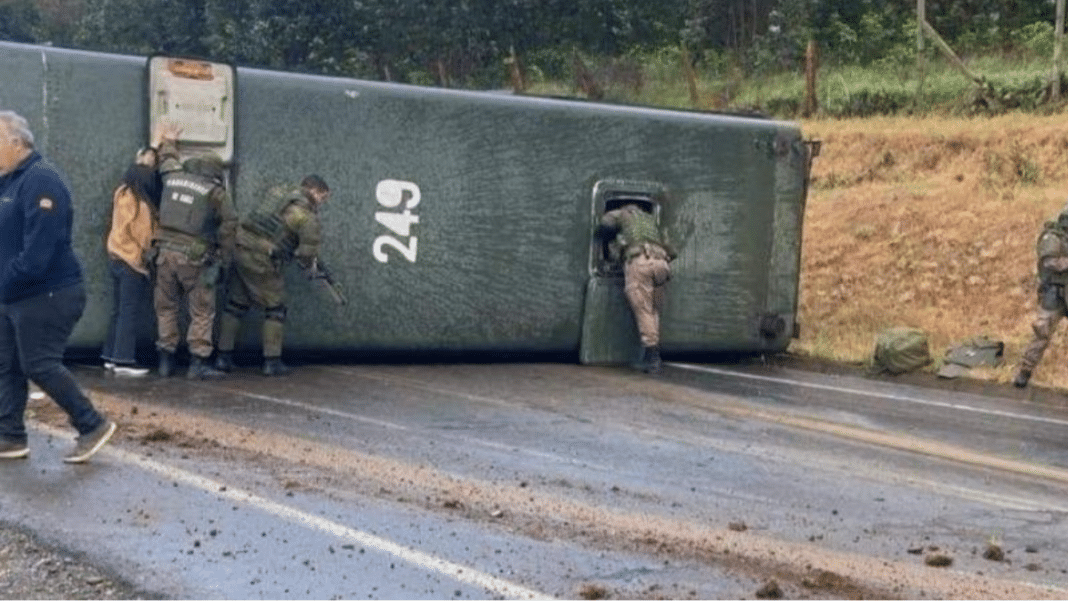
top-left (183, 153), bottom-right (225, 182)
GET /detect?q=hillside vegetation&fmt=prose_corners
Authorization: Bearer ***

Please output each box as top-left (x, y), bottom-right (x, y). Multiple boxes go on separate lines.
top-left (794, 113), bottom-right (1068, 388)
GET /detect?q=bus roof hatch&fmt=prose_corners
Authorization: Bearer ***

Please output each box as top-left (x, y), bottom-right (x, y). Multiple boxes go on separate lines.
top-left (147, 56), bottom-right (235, 162)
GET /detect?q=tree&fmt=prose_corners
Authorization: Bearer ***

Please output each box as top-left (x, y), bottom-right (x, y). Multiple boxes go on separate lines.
top-left (0, 0), bottom-right (41, 43)
top-left (74, 0), bottom-right (208, 56)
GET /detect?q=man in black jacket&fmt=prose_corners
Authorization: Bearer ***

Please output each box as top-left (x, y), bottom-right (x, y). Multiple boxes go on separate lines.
top-left (0, 110), bottom-right (116, 463)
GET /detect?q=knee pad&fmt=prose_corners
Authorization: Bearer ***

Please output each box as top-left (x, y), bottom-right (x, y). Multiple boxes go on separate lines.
top-left (265, 304), bottom-right (288, 323)
top-left (224, 300), bottom-right (250, 319)
top-left (1032, 318), bottom-right (1054, 340)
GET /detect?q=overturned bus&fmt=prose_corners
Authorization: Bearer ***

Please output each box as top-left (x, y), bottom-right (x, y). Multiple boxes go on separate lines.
top-left (0, 40), bottom-right (814, 365)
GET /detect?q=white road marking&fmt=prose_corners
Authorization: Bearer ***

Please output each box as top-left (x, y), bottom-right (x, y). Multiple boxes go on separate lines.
top-left (209, 377), bottom-right (614, 471)
top-left (216, 386), bottom-right (410, 431)
top-left (214, 367), bottom-right (1068, 508)
top-left (33, 422), bottom-right (552, 600)
top-left (671, 363), bottom-right (1068, 428)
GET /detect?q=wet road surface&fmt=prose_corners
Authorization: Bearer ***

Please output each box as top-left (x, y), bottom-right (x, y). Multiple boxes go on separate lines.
top-left (2, 359), bottom-right (1067, 599)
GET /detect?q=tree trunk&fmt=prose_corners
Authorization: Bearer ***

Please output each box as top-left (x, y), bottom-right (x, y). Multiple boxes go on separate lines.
top-left (920, 20), bottom-right (983, 85)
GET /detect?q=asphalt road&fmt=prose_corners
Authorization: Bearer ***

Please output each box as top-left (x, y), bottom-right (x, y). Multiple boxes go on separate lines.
top-left (2, 358), bottom-right (1067, 599)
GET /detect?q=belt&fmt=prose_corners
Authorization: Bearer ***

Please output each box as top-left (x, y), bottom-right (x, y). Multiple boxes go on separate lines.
top-left (627, 242), bottom-right (668, 262)
top-left (156, 238), bottom-right (213, 261)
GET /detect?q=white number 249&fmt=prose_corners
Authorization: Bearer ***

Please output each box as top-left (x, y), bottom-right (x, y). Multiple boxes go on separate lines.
top-left (373, 179), bottom-right (420, 263)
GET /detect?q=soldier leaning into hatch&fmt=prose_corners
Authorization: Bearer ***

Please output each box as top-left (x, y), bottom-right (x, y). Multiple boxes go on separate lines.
top-left (152, 126), bottom-right (238, 380)
top-left (598, 203), bottom-right (676, 374)
top-left (1015, 207), bottom-right (1068, 388)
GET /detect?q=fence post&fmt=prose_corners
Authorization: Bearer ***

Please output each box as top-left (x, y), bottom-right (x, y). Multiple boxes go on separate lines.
top-left (573, 50), bottom-right (603, 100)
top-left (681, 45), bottom-right (700, 109)
top-left (803, 40), bottom-right (819, 117)
top-left (916, 0), bottom-right (926, 108)
top-left (506, 45), bottom-right (526, 93)
top-left (1054, 0), bottom-right (1065, 101)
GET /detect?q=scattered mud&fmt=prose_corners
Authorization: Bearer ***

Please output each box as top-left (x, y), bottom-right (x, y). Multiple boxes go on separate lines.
top-left (21, 379), bottom-right (1062, 600)
top-left (985, 543), bottom-right (1006, 561)
top-left (925, 554), bottom-right (954, 567)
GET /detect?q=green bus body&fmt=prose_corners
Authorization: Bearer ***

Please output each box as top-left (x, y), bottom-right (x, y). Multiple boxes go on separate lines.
top-left (0, 41), bottom-right (811, 362)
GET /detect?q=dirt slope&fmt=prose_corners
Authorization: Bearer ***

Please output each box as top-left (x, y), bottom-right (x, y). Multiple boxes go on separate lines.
top-left (794, 113), bottom-right (1068, 389)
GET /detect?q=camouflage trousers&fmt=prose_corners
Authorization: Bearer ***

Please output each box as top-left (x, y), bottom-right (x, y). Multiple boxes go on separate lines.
top-left (154, 248), bottom-right (218, 358)
top-left (624, 253), bottom-right (671, 348)
top-left (1020, 306), bottom-right (1067, 372)
top-left (217, 248), bottom-right (287, 358)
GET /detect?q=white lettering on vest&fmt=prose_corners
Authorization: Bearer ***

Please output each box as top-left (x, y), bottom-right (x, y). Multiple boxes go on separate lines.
top-left (167, 177), bottom-right (213, 196)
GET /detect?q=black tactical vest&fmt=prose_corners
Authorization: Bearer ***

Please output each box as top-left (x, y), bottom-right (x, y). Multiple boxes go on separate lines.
top-left (159, 171), bottom-right (217, 242)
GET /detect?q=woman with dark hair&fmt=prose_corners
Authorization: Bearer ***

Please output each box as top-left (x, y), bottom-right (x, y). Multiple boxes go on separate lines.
top-left (100, 146), bottom-right (163, 376)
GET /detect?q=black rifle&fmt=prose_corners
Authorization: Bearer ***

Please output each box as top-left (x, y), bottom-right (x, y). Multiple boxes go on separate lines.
top-left (306, 259), bottom-right (348, 306)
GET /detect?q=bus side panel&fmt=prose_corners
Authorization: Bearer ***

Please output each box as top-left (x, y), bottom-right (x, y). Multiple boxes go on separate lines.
top-left (1, 46), bottom-right (148, 348)
top-left (235, 73), bottom-right (748, 353)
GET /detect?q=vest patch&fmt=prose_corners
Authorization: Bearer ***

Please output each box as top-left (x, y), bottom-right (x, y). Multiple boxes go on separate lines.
top-left (165, 177), bottom-right (213, 195)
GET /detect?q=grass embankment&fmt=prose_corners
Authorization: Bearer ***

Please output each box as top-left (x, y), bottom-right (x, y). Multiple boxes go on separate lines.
top-left (793, 113), bottom-right (1068, 388)
top-left (529, 53), bottom-right (1062, 119)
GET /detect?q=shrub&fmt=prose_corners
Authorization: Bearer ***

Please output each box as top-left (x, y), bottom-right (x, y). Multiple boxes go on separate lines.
top-left (1010, 21), bottom-right (1055, 59)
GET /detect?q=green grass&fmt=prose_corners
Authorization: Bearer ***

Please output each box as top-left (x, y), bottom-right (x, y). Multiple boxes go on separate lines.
top-left (524, 51), bottom-right (1068, 119)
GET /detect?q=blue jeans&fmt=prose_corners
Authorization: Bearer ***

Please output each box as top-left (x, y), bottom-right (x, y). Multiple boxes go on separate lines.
top-left (101, 258), bottom-right (150, 366)
top-left (0, 283), bottom-right (104, 444)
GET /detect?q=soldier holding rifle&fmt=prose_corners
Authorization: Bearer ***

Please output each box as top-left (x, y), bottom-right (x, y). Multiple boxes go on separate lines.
top-left (215, 175), bottom-right (343, 376)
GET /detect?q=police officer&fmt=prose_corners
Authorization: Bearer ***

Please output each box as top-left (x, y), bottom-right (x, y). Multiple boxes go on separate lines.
top-left (1015, 207), bottom-right (1068, 388)
top-left (598, 203), bottom-right (675, 374)
top-left (152, 127), bottom-right (237, 379)
top-left (214, 175), bottom-right (331, 376)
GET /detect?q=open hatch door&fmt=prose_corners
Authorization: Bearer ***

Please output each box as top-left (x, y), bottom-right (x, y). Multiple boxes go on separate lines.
top-left (147, 56), bottom-right (235, 164)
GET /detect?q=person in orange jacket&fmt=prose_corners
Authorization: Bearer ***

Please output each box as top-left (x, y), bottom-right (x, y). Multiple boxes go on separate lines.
top-left (100, 142), bottom-right (164, 377)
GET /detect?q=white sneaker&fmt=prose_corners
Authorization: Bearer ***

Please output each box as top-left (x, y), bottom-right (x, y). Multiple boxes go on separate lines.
top-left (103, 362), bottom-right (115, 372)
top-left (112, 365), bottom-right (149, 377)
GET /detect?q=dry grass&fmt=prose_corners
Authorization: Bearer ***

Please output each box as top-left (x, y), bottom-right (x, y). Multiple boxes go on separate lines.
top-left (793, 113), bottom-right (1068, 389)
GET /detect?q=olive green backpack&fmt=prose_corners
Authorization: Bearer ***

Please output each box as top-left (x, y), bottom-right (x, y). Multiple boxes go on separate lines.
top-left (870, 327), bottom-right (932, 375)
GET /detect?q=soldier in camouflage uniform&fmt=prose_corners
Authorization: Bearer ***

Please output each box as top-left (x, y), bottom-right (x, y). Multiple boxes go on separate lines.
top-left (152, 130), bottom-right (237, 380)
top-left (599, 203), bottom-right (675, 374)
top-left (1015, 208), bottom-right (1068, 388)
top-left (214, 175), bottom-right (331, 376)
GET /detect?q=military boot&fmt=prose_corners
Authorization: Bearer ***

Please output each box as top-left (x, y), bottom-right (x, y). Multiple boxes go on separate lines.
top-left (214, 351), bottom-right (234, 372)
top-left (1013, 368), bottom-right (1032, 388)
top-left (262, 357), bottom-right (291, 377)
top-left (642, 346), bottom-right (662, 374)
top-left (187, 356), bottom-right (226, 380)
top-left (158, 351), bottom-right (175, 378)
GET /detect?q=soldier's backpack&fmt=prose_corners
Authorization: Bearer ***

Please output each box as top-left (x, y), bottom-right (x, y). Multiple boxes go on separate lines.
top-left (870, 327), bottom-right (932, 375)
top-left (936, 336), bottom-right (1004, 378)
